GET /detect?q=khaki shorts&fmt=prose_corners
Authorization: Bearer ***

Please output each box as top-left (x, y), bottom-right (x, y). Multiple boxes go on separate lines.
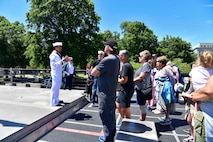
top-left (194, 111), bottom-right (206, 142)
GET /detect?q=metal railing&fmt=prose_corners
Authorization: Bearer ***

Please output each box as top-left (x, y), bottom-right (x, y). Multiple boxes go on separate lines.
top-left (0, 68), bottom-right (87, 89)
top-left (0, 67), bottom-right (85, 80)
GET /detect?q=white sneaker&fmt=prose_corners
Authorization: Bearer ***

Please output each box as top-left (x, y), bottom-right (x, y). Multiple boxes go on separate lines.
top-left (182, 135), bottom-right (193, 142)
top-left (179, 96), bottom-right (184, 101)
top-left (158, 116), bottom-right (172, 121)
top-left (88, 103), bottom-right (95, 108)
top-left (152, 109), bottom-right (162, 114)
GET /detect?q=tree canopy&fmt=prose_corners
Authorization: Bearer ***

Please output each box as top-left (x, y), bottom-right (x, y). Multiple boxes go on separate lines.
top-left (119, 21), bottom-right (158, 61)
top-left (0, 16), bottom-right (28, 67)
top-left (25, 0), bottom-right (101, 68)
top-left (156, 35), bottom-right (196, 73)
top-left (0, 1), bottom-right (197, 73)
top-left (157, 35), bottom-right (196, 63)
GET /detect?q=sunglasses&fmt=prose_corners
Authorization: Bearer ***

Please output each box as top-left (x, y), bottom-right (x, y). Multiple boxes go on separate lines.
top-left (157, 61), bottom-right (163, 63)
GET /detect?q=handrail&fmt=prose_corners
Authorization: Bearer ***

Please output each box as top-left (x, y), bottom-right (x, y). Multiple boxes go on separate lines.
top-left (0, 68), bottom-right (86, 75)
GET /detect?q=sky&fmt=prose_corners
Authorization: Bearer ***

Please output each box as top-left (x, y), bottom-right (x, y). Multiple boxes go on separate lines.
top-left (0, 0), bottom-right (212, 48)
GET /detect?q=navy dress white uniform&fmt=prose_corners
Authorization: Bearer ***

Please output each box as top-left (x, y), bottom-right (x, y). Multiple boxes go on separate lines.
top-left (49, 42), bottom-right (64, 106)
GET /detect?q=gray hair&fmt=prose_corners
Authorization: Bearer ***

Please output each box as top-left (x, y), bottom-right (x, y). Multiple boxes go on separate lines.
top-left (119, 50), bottom-right (129, 58)
top-left (68, 57), bottom-right (73, 60)
top-left (98, 50), bottom-right (104, 55)
top-left (140, 50), bottom-right (151, 61)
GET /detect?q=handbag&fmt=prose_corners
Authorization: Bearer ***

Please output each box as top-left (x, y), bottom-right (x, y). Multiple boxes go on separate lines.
top-left (141, 86), bottom-right (152, 100)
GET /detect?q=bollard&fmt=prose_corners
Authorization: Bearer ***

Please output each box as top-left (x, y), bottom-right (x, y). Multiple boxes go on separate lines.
top-left (11, 82), bottom-right (16, 86)
top-left (34, 75), bottom-right (39, 82)
top-left (0, 81), bottom-right (5, 85)
top-left (10, 67), bottom-right (14, 86)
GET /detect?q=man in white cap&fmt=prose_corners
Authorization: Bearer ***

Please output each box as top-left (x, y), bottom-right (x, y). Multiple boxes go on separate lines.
top-left (49, 41), bottom-right (68, 106)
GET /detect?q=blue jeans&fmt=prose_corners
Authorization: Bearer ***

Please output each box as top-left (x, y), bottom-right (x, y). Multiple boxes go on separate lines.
top-left (91, 78), bottom-right (97, 104)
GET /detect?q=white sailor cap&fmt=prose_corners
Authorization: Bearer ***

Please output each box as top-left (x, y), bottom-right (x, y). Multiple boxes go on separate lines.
top-left (53, 42), bottom-right (63, 47)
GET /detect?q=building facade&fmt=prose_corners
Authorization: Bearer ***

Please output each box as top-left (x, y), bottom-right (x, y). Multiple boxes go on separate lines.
top-left (193, 43), bottom-right (213, 56)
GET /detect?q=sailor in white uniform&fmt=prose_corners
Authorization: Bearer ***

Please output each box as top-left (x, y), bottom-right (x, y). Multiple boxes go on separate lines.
top-left (49, 42), bottom-right (68, 106)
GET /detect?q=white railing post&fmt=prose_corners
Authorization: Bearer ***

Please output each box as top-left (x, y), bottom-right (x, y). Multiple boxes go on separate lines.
top-left (10, 67), bottom-right (13, 83)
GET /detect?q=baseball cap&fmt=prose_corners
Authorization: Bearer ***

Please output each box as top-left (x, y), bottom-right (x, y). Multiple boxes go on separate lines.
top-left (104, 39), bottom-right (118, 49)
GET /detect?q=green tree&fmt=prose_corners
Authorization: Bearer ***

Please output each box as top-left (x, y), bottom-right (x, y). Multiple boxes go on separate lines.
top-left (157, 35), bottom-right (196, 73)
top-left (119, 21), bottom-right (158, 61)
top-left (157, 35), bottom-right (196, 63)
top-left (84, 30), bottom-right (121, 65)
top-left (24, 31), bottom-right (49, 68)
top-left (99, 30), bottom-right (120, 42)
top-left (26, 0), bottom-right (100, 68)
top-left (0, 16), bottom-right (27, 67)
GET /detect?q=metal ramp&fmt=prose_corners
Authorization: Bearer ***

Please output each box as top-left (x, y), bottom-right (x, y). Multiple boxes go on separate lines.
top-left (0, 86), bottom-right (88, 141)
